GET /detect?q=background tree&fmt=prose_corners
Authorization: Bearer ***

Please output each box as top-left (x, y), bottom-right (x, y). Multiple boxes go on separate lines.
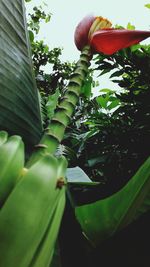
top-left (63, 44), bottom-right (150, 198)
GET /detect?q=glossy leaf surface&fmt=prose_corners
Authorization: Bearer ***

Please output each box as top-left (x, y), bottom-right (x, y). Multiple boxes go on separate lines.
top-left (0, 0), bottom-right (43, 147)
top-left (75, 157), bottom-right (150, 246)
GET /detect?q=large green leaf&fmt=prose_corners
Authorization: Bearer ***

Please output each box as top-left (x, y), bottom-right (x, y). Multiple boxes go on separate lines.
top-left (75, 157), bottom-right (150, 246)
top-left (0, 0), bottom-right (43, 147)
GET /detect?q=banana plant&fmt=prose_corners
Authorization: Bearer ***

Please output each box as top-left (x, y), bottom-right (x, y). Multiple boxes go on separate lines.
top-left (0, 1), bottom-right (67, 266)
top-left (0, 1), bottom-right (150, 267)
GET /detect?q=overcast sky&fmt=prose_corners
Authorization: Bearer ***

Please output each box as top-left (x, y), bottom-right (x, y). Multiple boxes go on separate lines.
top-left (25, 0), bottom-right (150, 93)
top-left (26, 0), bottom-right (150, 60)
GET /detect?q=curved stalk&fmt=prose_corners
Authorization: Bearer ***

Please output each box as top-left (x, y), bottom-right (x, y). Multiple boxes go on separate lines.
top-left (27, 46), bottom-right (92, 166)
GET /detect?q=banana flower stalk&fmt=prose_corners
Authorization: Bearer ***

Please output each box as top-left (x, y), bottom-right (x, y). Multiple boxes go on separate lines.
top-left (29, 15), bottom-right (150, 165)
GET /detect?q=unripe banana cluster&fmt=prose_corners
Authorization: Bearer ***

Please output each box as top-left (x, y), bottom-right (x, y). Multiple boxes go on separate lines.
top-left (0, 130), bottom-right (67, 267)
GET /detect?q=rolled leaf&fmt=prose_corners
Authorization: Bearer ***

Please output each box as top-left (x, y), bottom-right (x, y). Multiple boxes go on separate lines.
top-left (0, 0), bottom-right (43, 147)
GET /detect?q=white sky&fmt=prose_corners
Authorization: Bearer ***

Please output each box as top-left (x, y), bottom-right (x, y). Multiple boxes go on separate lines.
top-left (25, 0), bottom-right (150, 94)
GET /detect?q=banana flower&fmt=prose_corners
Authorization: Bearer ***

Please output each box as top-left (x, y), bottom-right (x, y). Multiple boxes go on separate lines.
top-left (74, 15), bottom-right (150, 55)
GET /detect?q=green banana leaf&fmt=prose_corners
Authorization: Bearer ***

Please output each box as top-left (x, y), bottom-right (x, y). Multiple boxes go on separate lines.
top-left (0, 0), bottom-right (43, 147)
top-left (75, 157), bottom-right (150, 247)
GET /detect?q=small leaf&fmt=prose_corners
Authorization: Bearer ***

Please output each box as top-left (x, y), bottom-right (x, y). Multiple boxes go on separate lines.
top-left (110, 70), bottom-right (124, 79)
top-left (98, 68), bottom-right (112, 76)
top-left (66, 167), bottom-right (92, 183)
top-left (66, 167), bottom-right (100, 190)
top-left (131, 44), bottom-right (142, 52)
top-left (46, 89), bottom-right (60, 119)
top-left (45, 14), bottom-right (51, 23)
top-left (115, 24), bottom-right (124, 29)
top-left (127, 22), bottom-right (135, 30)
top-left (28, 30), bottom-right (34, 43)
top-left (145, 3), bottom-right (150, 9)
top-left (99, 88), bottom-right (114, 94)
top-left (88, 155), bottom-right (107, 167)
top-left (96, 96), bottom-right (108, 109)
top-left (81, 79), bottom-right (92, 98)
top-left (107, 99), bottom-right (120, 110)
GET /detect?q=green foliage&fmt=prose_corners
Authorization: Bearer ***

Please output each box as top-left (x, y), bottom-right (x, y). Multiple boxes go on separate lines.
top-left (27, 5), bottom-right (52, 37)
top-left (127, 22), bottom-right (135, 30)
top-left (40, 88), bottom-right (60, 128)
top-left (145, 3), bottom-right (150, 9)
top-left (96, 91), bottom-right (120, 111)
top-left (26, 3), bottom-right (75, 98)
top-left (0, 2), bottom-right (149, 266)
top-left (81, 75), bottom-right (93, 98)
top-left (32, 40), bottom-right (75, 96)
top-left (64, 44), bottom-right (150, 197)
top-left (25, 2), bottom-right (75, 105)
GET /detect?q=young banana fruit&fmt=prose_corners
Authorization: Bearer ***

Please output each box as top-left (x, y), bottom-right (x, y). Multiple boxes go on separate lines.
top-left (29, 156), bottom-right (67, 267)
top-left (0, 131), bottom-right (8, 146)
top-left (0, 134), bottom-right (24, 207)
top-left (0, 154), bottom-right (66, 267)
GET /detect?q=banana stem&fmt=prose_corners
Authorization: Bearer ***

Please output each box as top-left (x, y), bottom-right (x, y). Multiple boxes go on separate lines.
top-left (27, 46), bottom-right (92, 166)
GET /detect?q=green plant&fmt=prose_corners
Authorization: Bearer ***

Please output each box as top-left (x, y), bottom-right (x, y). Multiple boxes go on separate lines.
top-left (0, 3), bottom-right (150, 267)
